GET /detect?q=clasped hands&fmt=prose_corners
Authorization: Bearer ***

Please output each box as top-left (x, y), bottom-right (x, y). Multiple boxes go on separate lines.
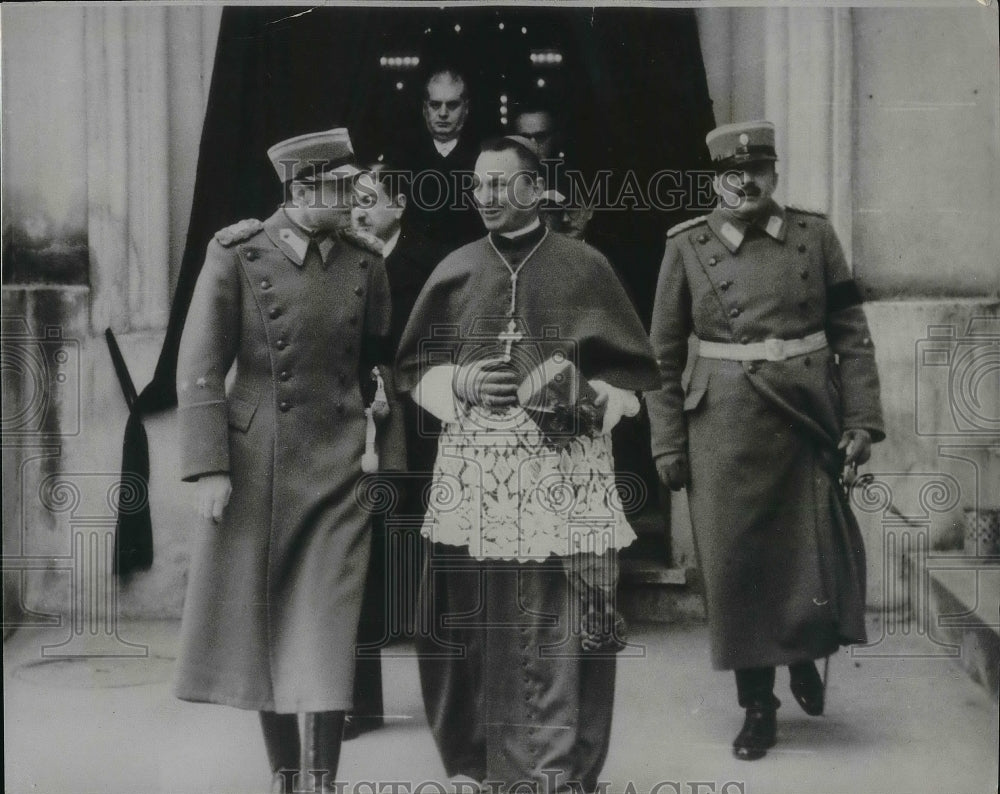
top-left (451, 359), bottom-right (632, 434)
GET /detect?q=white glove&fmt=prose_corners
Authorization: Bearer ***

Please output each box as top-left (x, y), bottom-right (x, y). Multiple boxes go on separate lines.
top-left (196, 473), bottom-right (232, 522)
top-left (589, 380), bottom-right (640, 434)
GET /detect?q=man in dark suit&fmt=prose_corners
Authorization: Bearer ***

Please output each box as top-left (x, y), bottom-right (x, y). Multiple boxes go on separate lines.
top-left (391, 67), bottom-right (484, 254)
top-left (354, 163), bottom-right (446, 353)
top-left (345, 163), bottom-right (445, 740)
top-left (512, 99), bottom-right (596, 242)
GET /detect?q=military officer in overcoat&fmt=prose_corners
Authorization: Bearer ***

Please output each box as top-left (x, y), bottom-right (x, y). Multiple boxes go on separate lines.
top-left (647, 121), bottom-right (884, 761)
top-left (174, 128), bottom-right (404, 792)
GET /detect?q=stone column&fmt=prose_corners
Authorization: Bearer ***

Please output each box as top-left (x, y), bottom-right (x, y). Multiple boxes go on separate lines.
top-left (695, 7), bottom-right (854, 259)
top-left (85, 6), bottom-right (221, 333)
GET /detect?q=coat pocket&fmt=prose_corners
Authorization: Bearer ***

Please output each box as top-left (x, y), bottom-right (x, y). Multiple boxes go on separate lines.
top-left (227, 392), bottom-right (258, 432)
top-left (682, 385), bottom-right (707, 412)
top-left (682, 361), bottom-right (710, 412)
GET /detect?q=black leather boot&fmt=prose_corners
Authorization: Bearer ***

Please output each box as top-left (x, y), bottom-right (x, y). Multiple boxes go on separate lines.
top-left (732, 694), bottom-right (780, 761)
top-left (259, 711), bottom-right (299, 793)
top-left (302, 711), bottom-right (346, 793)
top-left (789, 659), bottom-right (825, 716)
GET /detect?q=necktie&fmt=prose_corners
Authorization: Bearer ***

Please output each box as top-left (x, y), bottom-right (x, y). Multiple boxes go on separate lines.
top-left (303, 237), bottom-right (323, 270)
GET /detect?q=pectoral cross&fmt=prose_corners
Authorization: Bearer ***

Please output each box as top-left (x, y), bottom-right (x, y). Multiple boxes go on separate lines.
top-left (487, 229), bottom-right (548, 363)
top-left (498, 319), bottom-right (524, 362)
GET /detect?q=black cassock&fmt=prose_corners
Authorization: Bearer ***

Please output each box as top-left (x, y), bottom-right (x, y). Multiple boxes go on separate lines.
top-left (397, 225), bottom-right (659, 790)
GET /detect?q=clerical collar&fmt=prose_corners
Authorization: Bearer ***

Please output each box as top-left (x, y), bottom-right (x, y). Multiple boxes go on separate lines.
top-left (490, 219), bottom-right (546, 254)
top-left (433, 137), bottom-right (459, 157)
top-left (382, 228), bottom-right (402, 259)
top-left (501, 218), bottom-right (541, 239)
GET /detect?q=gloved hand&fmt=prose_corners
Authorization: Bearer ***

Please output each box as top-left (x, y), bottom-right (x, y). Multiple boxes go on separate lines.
top-left (196, 472), bottom-right (232, 522)
top-left (838, 428), bottom-right (872, 486)
top-left (453, 359), bottom-right (519, 409)
top-left (656, 453), bottom-right (690, 492)
top-left (589, 380), bottom-right (640, 434)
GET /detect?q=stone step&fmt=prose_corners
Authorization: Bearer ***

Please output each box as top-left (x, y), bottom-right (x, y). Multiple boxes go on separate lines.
top-left (909, 551), bottom-right (1000, 701)
top-left (618, 560), bottom-right (706, 624)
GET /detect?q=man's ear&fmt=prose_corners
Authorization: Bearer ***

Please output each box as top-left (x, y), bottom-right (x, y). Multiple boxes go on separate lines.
top-left (289, 181), bottom-right (310, 206)
top-left (533, 176), bottom-right (545, 201)
top-left (394, 193), bottom-right (407, 211)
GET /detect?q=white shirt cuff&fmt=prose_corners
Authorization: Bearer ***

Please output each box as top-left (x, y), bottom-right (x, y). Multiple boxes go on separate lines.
top-left (414, 365), bottom-right (463, 423)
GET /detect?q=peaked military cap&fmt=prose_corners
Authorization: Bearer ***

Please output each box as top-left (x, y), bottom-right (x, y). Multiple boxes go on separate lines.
top-left (706, 120), bottom-right (778, 170)
top-left (267, 128), bottom-right (361, 184)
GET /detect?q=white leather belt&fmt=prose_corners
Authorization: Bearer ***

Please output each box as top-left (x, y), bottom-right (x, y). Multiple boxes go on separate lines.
top-left (698, 331), bottom-right (828, 362)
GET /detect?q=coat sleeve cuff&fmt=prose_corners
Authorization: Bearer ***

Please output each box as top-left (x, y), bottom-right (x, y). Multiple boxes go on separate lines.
top-left (178, 401), bottom-right (231, 482)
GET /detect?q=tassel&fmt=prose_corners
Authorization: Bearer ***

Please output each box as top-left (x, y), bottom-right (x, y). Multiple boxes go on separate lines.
top-left (362, 367), bottom-right (388, 473)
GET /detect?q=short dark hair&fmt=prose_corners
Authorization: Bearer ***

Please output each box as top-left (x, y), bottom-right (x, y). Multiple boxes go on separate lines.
top-left (510, 93), bottom-right (558, 125)
top-left (479, 136), bottom-right (542, 178)
top-left (360, 161), bottom-right (407, 204)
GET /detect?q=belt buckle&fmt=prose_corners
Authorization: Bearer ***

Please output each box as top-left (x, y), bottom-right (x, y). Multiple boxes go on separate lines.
top-left (764, 338), bottom-right (785, 361)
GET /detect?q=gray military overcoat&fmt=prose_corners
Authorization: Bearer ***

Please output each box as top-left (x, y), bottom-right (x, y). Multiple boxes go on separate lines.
top-left (647, 202), bottom-right (884, 670)
top-left (173, 210), bottom-right (404, 712)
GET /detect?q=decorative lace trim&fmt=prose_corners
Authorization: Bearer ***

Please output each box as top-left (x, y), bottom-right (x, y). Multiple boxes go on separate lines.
top-left (421, 407), bottom-right (638, 562)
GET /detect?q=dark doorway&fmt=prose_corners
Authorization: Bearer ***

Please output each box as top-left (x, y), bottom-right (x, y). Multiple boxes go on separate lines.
top-left (120, 5), bottom-right (716, 574)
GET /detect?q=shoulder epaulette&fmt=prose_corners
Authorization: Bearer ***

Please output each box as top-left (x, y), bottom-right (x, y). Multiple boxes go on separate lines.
top-left (666, 215), bottom-right (709, 238)
top-left (785, 204), bottom-right (827, 219)
top-left (214, 219), bottom-right (264, 247)
top-left (340, 228), bottom-right (385, 256)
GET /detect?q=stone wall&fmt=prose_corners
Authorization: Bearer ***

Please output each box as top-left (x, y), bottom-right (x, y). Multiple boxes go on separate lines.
top-left (2, 5), bottom-right (221, 633)
top-left (673, 5), bottom-right (1000, 614)
top-left (2, 5), bottom-right (998, 631)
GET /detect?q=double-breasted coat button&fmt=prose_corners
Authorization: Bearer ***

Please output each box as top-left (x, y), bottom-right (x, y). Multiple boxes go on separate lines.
top-left (729, 307), bottom-right (742, 318)
top-left (798, 243), bottom-right (807, 253)
top-left (338, 372), bottom-right (348, 386)
top-left (276, 339), bottom-right (287, 350)
top-left (697, 234), bottom-right (708, 244)
top-left (359, 259), bottom-right (368, 269)
top-left (279, 400), bottom-right (291, 412)
top-left (740, 334), bottom-right (752, 344)
top-left (354, 286), bottom-right (364, 296)
top-left (260, 279), bottom-right (272, 290)
top-left (719, 280), bottom-right (731, 291)
top-left (279, 370), bottom-right (291, 382)
top-left (336, 403), bottom-right (345, 416)
top-left (245, 249), bottom-right (260, 261)
top-left (269, 307), bottom-right (281, 319)
top-left (800, 270), bottom-right (809, 279)
top-left (798, 220), bottom-right (807, 228)
top-left (747, 363), bottom-right (759, 374)
top-left (708, 256), bottom-right (718, 266)
top-left (803, 357), bottom-right (812, 366)
top-left (349, 316), bottom-right (358, 326)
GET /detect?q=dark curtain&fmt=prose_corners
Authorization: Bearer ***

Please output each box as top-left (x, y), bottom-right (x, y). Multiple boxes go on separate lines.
top-left (115, 5), bottom-right (715, 575)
